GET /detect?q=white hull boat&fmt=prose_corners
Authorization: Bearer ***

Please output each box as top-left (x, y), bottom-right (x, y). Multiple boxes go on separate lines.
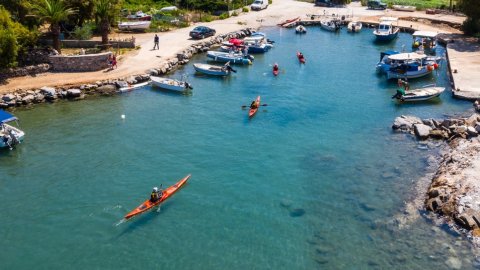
top-left (150, 76), bottom-right (192, 92)
top-left (118, 21), bottom-right (151, 31)
top-left (320, 20), bottom-right (341, 32)
top-left (193, 63), bottom-right (235, 76)
top-left (394, 86), bottom-right (445, 102)
top-left (392, 5), bottom-right (416, 12)
top-left (347, 21), bottom-right (362, 33)
top-left (0, 110), bottom-right (25, 149)
top-left (295, 25), bottom-right (307, 34)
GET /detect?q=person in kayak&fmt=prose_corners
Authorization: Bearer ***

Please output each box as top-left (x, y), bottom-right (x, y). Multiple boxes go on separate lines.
top-left (298, 52), bottom-right (304, 61)
top-left (250, 100), bottom-right (258, 109)
top-left (150, 187), bottom-right (163, 202)
top-left (273, 63), bottom-right (279, 72)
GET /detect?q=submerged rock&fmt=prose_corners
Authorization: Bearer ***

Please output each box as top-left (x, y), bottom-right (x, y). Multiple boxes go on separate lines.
top-left (290, 208), bottom-right (306, 217)
top-left (392, 115), bottom-right (422, 131)
top-left (414, 124), bottom-right (432, 140)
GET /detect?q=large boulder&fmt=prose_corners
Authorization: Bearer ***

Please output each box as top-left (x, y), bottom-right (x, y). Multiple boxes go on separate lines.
top-left (392, 115), bottom-right (423, 130)
top-left (21, 94), bottom-right (35, 104)
top-left (96, 84), bottom-right (117, 95)
top-left (414, 124), bottom-right (432, 140)
top-left (40, 86), bottom-right (56, 96)
top-left (66, 88), bottom-right (82, 98)
top-left (2, 94), bottom-right (15, 102)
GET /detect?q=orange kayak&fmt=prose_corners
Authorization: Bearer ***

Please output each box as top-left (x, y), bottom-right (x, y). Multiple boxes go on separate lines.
top-left (124, 174), bottom-right (191, 220)
top-left (248, 96), bottom-right (261, 118)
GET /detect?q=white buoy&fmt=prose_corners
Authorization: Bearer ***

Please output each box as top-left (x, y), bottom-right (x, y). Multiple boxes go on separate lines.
top-left (121, 114), bottom-right (125, 119)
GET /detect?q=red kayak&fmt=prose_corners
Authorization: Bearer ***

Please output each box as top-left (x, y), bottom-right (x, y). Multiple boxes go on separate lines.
top-left (124, 174), bottom-right (191, 220)
top-left (248, 96), bottom-right (261, 118)
top-left (273, 64), bottom-right (279, 76)
top-left (297, 52), bottom-right (306, 64)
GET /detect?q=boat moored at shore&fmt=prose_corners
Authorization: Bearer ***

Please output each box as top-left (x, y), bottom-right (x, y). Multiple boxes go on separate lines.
top-left (151, 76), bottom-right (193, 92)
top-left (373, 17), bottom-right (399, 42)
top-left (193, 63), bottom-right (235, 76)
top-left (0, 110), bottom-right (24, 149)
top-left (207, 51), bottom-right (254, 65)
top-left (392, 85), bottom-right (445, 102)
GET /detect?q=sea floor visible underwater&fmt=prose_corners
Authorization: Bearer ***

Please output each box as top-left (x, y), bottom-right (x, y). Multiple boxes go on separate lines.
top-left (1, 26), bottom-right (479, 269)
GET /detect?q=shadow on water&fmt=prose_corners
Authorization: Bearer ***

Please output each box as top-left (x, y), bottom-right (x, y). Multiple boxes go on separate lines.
top-left (114, 202), bottom-right (173, 239)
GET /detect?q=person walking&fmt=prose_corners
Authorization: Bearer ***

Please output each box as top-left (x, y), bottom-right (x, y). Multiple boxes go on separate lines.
top-left (153, 34), bottom-right (159, 50)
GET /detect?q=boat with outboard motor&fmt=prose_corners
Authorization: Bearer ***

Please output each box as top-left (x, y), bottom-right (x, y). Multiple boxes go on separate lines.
top-left (412, 31), bottom-right (438, 54)
top-left (151, 76), bottom-right (193, 92)
top-left (376, 51), bottom-right (441, 74)
top-left (242, 35), bottom-right (273, 53)
top-left (320, 19), bottom-right (341, 32)
top-left (295, 25), bottom-right (307, 34)
top-left (347, 21), bottom-right (362, 33)
top-left (392, 85), bottom-right (445, 102)
top-left (373, 17), bottom-right (399, 42)
top-left (0, 110), bottom-right (24, 149)
top-left (193, 62), bottom-right (236, 76)
top-left (207, 51), bottom-right (254, 65)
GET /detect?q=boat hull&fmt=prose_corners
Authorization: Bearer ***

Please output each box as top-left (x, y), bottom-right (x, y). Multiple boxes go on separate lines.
top-left (374, 31), bottom-right (399, 42)
top-left (151, 77), bottom-right (190, 92)
top-left (118, 21), bottom-right (151, 31)
top-left (206, 51), bottom-right (253, 65)
top-left (387, 68), bottom-right (433, 79)
top-left (193, 63), bottom-right (230, 76)
top-left (124, 174), bottom-right (191, 220)
top-left (397, 87), bottom-right (445, 101)
top-left (0, 123), bottom-right (25, 148)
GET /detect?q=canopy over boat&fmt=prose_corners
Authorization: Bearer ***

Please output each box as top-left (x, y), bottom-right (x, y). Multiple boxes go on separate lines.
top-left (412, 31), bottom-right (438, 38)
top-left (0, 110), bottom-right (17, 124)
top-left (388, 52), bottom-right (427, 61)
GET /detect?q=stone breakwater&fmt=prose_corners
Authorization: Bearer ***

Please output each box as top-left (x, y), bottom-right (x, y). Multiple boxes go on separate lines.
top-left (393, 113), bottom-right (480, 241)
top-left (0, 28), bottom-right (253, 109)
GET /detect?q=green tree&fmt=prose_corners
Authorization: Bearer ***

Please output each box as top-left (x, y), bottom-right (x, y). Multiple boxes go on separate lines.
top-left (33, 0), bottom-right (75, 54)
top-left (67, 0), bottom-right (95, 26)
top-left (458, 0), bottom-right (480, 35)
top-left (94, 0), bottom-right (121, 45)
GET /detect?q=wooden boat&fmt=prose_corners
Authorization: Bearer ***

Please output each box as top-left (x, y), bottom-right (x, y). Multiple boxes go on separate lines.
top-left (320, 19), bottom-right (341, 32)
top-left (249, 96), bottom-right (261, 118)
top-left (151, 76), bottom-right (192, 92)
top-left (392, 5), bottom-right (416, 12)
top-left (347, 21), bottom-right (362, 33)
top-left (394, 85), bottom-right (445, 102)
top-left (0, 110), bottom-right (25, 149)
top-left (206, 51), bottom-right (254, 65)
top-left (377, 51), bottom-right (441, 74)
top-left (386, 52), bottom-right (438, 80)
top-left (193, 63), bottom-right (235, 76)
top-left (373, 17), bottom-right (399, 42)
top-left (118, 21), bottom-right (151, 31)
top-left (124, 174), bottom-right (191, 220)
top-left (295, 25), bottom-right (307, 34)
top-left (412, 31), bottom-right (438, 54)
top-left (278, 17), bottom-right (300, 27)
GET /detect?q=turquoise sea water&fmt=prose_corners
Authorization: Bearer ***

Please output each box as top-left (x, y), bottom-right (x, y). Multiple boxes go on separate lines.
top-left (1, 27), bottom-right (478, 269)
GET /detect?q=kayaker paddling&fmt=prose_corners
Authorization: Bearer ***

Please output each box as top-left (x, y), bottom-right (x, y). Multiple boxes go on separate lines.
top-left (150, 186), bottom-right (163, 202)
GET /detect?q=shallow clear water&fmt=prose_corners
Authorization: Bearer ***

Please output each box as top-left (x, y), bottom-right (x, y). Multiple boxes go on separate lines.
top-left (1, 27), bottom-right (477, 269)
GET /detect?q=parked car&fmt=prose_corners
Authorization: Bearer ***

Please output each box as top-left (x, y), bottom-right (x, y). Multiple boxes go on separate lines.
top-left (189, 26), bottom-right (216, 39)
top-left (367, 0), bottom-right (387, 10)
top-left (251, 0), bottom-right (269, 11)
top-left (314, 0), bottom-right (334, 7)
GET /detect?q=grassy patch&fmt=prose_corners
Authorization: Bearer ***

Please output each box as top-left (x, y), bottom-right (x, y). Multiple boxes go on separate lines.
top-left (359, 0), bottom-right (452, 10)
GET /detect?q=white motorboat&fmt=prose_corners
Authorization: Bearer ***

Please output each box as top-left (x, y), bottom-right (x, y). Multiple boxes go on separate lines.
top-left (118, 21), bottom-right (151, 31)
top-left (295, 25), bottom-right (307, 34)
top-left (385, 52), bottom-right (438, 79)
top-left (393, 85), bottom-right (445, 102)
top-left (150, 76), bottom-right (192, 92)
top-left (373, 17), bottom-right (399, 42)
top-left (206, 51), bottom-right (254, 65)
top-left (193, 63), bottom-right (236, 76)
top-left (0, 110), bottom-right (25, 149)
top-left (320, 19), bottom-right (341, 32)
top-left (347, 21), bottom-right (362, 33)
top-left (392, 5), bottom-right (416, 12)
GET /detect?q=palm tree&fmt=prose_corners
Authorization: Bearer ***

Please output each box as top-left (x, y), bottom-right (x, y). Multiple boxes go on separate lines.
top-left (33, 0), bottom-right (75, 54)
top-left (94, 0), bottom-right (117, 46)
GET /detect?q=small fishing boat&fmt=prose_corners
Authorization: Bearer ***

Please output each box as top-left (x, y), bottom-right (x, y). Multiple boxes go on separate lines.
top-left (273, 63), bottom-right (279, 76)
top-left (118, 21), bottom-right (151, 31)
top-left (243, 36), bottom-right (273, 53)
top-left (206, 51), bottom-right (254, 65)
top-left (347, 21), bottom-right (362, 33)
top-left (295, 25), bottom-right (307, 34)
top-left (151, 76), bottom-right (193, 92)
top-left (386, 53), bottom-right (439, 80)
top-left (297, 52), bottom-right (306, 64)
top-left (193, 63), bottom-right (235, 76)
top-left (249, 96), bottom-right (261, 118)
top-left (373, 17), bottom-right (399, 42)
top-left (126, 11), bottom-right (152, 21)
top-left (0, 110), bottom-right (25, 149)
top-left (377, 51), bottom-right (441, 74)
top-left (412, 31), bottom-right (438, 54)
top-left (320, 19), bottom-right (341, 32)
top-left (393, 85), bottom-right (445, 102)
top-left (124, 174), bottom-right (191, 220)
top-left (392, 5), bottom-right (416, 12)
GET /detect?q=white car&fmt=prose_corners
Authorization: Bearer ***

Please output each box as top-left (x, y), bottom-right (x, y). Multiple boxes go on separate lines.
top-left (251, 0), bottom-right (268, 11)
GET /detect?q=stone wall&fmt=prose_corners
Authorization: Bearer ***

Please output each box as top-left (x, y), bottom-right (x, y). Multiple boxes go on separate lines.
top-left (49, 52), bottom-right (112, 72)
top-left (61, 40), bottom-right (136, 49)
top-left (0, 64), bottom-right (51, 82)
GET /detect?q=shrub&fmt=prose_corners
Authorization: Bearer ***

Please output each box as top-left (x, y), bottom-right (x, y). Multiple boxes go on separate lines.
top-left (219, 13), bottom-right (230, 20)
top-left (269, 0), bottom-right (272, 4)
top-left (461, 18), bottom-right (480, 36)
top-left (72, 23), bottom-right (94, 40)
top-left (242, 7), bottom-right (249, 12)
top-left (231, 11), bottom-right (238, 16)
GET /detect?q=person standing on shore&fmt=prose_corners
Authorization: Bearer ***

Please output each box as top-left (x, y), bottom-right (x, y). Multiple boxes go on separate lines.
top-left (153, 34), bottom-right (159, 50)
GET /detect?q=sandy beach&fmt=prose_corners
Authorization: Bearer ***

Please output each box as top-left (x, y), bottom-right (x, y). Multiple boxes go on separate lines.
top-left (0, 0), bottom-right (472, 95)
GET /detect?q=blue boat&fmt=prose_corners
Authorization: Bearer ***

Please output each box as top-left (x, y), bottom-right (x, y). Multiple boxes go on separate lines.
top-left (243, 36), bottom-right (273, 53)
top-left (376, 50), bottom-right (400, 73)
top-left (206, 51), bottom-right (254, 65)
top-left (373, 17), bottom-right (399, 42)
top-left (0, 110), bottom-right (25, 149)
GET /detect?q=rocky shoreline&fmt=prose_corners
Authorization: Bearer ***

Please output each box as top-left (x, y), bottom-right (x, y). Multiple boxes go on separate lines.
top-left (0, 28), bottom-right (254, 109)
top-left (393, 112), bottom-right (480, 243)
